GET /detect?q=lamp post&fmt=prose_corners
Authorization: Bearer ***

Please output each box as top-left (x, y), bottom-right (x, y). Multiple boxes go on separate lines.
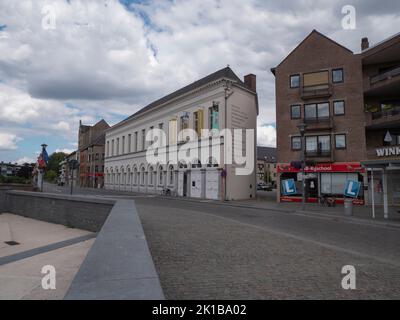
top-left (68, 159), bottom-right (79, 195)
top-left (297, 123), bottom-right (307, 211)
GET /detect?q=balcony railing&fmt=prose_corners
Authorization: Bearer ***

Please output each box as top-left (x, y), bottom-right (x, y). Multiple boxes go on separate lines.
top-left (370, 66), bottom-right (400, 85)
top-left (301, 84), bottom-right (332, 99)
top-left (371, 106), bottom-right (400, 119)
top-left (305, 149), bottom-right (331, 158)
top-left (304, 116), bottom-right (331, 123)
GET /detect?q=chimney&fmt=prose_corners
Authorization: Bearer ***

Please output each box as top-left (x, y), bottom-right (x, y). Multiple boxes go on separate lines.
top-left (361, 37), bottom-right (369, 51)
top-left (244, 74), bottom-right (257, 92)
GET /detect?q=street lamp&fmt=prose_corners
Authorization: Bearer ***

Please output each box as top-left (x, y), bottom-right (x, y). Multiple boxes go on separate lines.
top-left (297, 123), bottom-right (307, 211)
top-left (68, 159), bottom-right (79, 195)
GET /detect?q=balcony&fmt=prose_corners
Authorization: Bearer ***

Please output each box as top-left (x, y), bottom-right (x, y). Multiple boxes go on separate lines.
top-left (305, 149), bottom-right (332, 158)
top-left (371, 106), bottom-right (400, 119)
top-left (366, 106), bottom-right (400, 129)
top-left (301, 84), bottom-right (332, 100)
top-left (303, 116), bottom-right (333, 131)
top-left (365, 66), bottom-right (400, 97)
top-left (370, 66), bottom-right (400, 85)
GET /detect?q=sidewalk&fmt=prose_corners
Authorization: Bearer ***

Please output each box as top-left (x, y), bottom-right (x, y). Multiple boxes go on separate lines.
top-left (227, 197), bottom-right (400, 228)
top-left (42, 183), bottom-right (400, 229)
top-left (165, 194), bottom-right (400, 229)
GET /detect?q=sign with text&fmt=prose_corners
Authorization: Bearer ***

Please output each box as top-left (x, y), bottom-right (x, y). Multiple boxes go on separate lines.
top-left (344, 180), bottom-right (361, 198)
top-left (375, 146), bottom-right (400, 157)
top-left (282, 179), bottom-right (297, 196)
top-left (278, 162), bottom-right (364, 173)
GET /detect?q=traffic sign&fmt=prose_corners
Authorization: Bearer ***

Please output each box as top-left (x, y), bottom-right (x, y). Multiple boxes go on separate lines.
top-left (282, 179), bottom-right (297, 196)
top-left (344, 180), bottom-right (361, 198)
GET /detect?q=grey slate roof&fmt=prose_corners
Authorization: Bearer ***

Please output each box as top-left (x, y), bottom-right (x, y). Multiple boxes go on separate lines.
top-left (257, 146), bottom-right (277, 162)
top-left (115, 67), bottom-right (255, 128)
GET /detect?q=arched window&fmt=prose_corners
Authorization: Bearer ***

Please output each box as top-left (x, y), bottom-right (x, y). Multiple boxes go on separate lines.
top-left (159, 166), bottom-right (163, 185)
top-left (149, 167), bottom-right (154, 185)
top-left (179, 161), bottom-right (187, 169)
top-left (127, 168), bottom-right (131, 186)
top-left (133, 167), bottom-right (138, 185)
top-left (169, 165), bottom-right (174, 185)
top-left (121, 169), bottom-right (125, 186)
top-left (207, 157), bottom-right (219, 168)
top-left (191, 159), bottom-right (202, 168)
top-left (141, 167), bottom-right (145, 185)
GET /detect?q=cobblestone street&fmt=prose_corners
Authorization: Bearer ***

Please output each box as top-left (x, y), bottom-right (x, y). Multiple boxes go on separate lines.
top-left (42, 183), bottom-right (400, 299)
top-left (136, 199), bottom-right (400, 299)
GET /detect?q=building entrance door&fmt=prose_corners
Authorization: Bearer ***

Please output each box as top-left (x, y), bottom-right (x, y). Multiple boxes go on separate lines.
top-left (306, 178), bottom-right (318, 199)
top-left (183, 172), bottom-right (188, 197)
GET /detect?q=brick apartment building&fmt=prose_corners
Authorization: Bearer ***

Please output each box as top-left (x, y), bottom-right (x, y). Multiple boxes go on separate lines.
top-left (361, 33), bottom-right (400, 212)
top-left (271, 30), bottom-right (400, 210)
top-left (78, 119), bottom-right (110, 188)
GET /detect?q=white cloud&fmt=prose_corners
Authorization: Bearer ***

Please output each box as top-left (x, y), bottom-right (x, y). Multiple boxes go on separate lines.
top-left (0, 0), bottom-right (398, 162)
top-left (15, 156), bottom-right (36, 164)
top-left (55, 148), bottom-right (75, 154)
top-left (0, 133), bottom-right (21, 151)
top-left (52, 121), bottom-right (71, 131)
top-left (257, 125), bottom-right (276, 147)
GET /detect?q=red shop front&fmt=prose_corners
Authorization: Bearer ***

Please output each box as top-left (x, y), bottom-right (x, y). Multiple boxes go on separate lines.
top-left (277, 162), bottom-right (365, 205)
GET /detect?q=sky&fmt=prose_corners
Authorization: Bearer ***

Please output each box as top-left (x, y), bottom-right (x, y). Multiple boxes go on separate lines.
top-left (0, 0), bottom-right (399, 164)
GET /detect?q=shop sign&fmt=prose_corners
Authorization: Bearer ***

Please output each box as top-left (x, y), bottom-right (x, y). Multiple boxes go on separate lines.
top-left (278, 162), bottom-right (364, 173)
top-left (376, 146), bottom-right (400, 157)
top-left (282, 179), bottom-right (296, 195)
top-left (344, 180), bottom-right (361, 198)
top-left (297, 172), bottom-right (317, 180)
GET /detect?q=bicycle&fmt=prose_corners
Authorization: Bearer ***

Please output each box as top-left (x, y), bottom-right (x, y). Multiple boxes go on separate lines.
top-left (320, 195), bottom-right (336, 207)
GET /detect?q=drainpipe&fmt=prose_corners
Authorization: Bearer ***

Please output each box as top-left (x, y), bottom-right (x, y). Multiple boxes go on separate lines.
top-left (382, 168), bottom-right (389, 219)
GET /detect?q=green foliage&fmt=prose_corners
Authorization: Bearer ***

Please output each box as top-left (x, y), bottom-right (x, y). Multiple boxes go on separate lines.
top-left (44, 170), bottom-right (57, 182)
top-left (47, 152), bottom-right (67, 173)
top-left (0, 175), bottom-right (31, 184)
top-left (17, 165), bottom-right (33, 179)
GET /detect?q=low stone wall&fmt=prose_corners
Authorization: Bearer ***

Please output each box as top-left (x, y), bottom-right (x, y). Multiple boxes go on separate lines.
top-left (1, 190), bottom-right (164, 300)
top-left (65, 200), bottom-right (165, 300)
top-left (3, 191), bottom-right (114, 232)
top-left (0, 184), bottom-right (35, 213)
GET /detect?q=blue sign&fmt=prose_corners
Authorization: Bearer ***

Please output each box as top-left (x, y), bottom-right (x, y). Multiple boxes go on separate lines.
top-left (282, 179), bottom-right (297, 195)
top-left (344, 180), bottom-right (361, 198)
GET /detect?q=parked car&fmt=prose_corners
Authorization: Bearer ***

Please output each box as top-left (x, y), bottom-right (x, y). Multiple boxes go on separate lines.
top-left (257, 182), bottom-right (273, 191)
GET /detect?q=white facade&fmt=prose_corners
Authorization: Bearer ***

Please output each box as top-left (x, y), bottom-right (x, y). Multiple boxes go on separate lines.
top-left (104, 68), bottom-right (258, 200)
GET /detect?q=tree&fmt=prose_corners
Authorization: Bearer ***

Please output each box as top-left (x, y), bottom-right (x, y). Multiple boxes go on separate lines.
top-left (44, 170), bottom-right (57, 182)
top-left (17, 164), bottom-right (33, 179)
top-left (47, 152), bottom-right (67, 173)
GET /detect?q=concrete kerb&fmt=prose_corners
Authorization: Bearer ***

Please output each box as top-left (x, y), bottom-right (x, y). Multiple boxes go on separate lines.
top-left (1, 190), bottom-right (164, 300)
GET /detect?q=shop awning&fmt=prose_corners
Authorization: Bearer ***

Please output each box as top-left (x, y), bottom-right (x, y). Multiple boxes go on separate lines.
top-left (361, 159), bottom-right (400, 168)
